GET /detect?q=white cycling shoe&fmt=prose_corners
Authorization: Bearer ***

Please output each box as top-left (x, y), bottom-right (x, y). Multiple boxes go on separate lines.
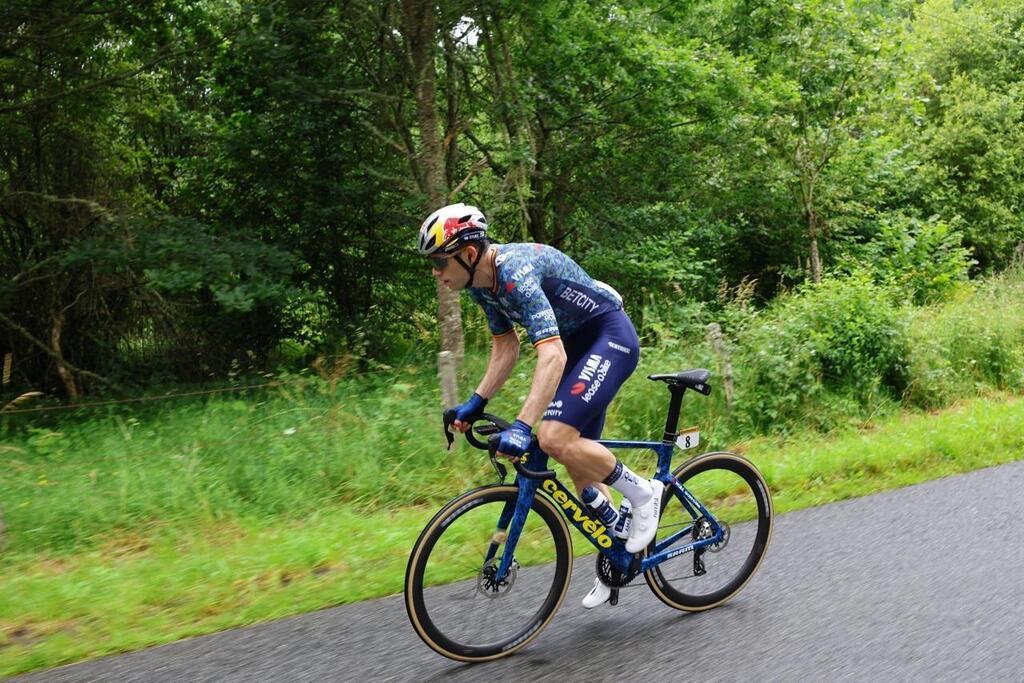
top-left (582, 578), bottom-right (612, 609)
top-left (625, 479), bottom-right (664, 554)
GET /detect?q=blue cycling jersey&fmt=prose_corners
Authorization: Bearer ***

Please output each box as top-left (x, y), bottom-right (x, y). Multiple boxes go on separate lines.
top-left (467, 243), bottom-right (623, 345)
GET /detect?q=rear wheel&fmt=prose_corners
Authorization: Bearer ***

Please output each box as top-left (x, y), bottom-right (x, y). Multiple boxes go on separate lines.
top-left (645, 451), bottom-right (773, 611)
top-left (405, 485), bottom-right (572, 661)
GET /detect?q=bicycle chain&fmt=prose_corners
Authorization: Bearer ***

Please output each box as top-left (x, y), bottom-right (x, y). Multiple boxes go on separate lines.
top-left (595, 552), bottom-right (641, 588)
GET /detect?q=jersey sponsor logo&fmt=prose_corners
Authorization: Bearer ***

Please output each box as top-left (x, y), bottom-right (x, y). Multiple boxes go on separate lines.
top-left (495, 251), bottom-right (511, 266)
top-left (505, 273), bottom-right (538, 297)
top-left (532, 309), bottom-right (556, 321)
top-left (582, 358), bottom-right (613, 403)
top-left (558, 285), bottom-right (601, 313)
top-left (535, 325), bottom-right (559, 338)
top-left (607, 341), bottom-right (631, 355)
top-left (578, 354), bottom-right (603, 382)
top-left (518, 278), bottom-right (539, 296)
top-left (511, 263), bottom-right (535, 280)
top-left (570, 382), bottom-right (586, 396)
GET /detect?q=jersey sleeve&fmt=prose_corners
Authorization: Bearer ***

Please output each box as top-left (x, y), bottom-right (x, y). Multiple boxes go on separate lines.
top-left (468, 288), bottom-right (514, 337)
top-left (503, 273), bottom-right (561, 345)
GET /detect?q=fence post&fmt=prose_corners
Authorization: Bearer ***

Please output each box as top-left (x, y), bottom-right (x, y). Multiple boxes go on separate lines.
top-left (706, 323), bottom-right (734, 409)
top-left (438, 351), bottom-right (459, 448)
top-left (438, 350), bottom-right (459, 409)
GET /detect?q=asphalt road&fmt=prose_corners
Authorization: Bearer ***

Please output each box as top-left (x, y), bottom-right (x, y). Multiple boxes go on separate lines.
top-left (17, 461), bottom-right (1024, 682)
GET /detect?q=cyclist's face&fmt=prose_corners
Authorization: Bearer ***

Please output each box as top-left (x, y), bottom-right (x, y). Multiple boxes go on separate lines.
top-left (430, 247), bottom-right (475, 290)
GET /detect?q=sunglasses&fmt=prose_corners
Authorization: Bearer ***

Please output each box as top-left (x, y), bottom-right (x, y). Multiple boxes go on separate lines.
top-left (428, 255), bottom-right (450, 270)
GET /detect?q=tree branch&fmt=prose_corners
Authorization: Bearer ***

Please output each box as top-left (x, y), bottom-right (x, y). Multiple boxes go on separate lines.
top-left (0, 311), bottom-right (121, 393)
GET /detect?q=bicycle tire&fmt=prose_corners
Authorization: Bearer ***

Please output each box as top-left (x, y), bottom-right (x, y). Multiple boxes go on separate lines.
top-left (405, 485), bottom-right (573, 661)
top-left (644, 451), bottom-right (773, 611)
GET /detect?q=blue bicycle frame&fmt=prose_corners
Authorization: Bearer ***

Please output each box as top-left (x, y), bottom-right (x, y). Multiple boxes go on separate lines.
top-left (485, 435), bottom-right (727, 584)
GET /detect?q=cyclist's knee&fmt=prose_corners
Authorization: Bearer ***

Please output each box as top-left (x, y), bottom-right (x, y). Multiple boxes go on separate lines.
top-left (537, 421), bottom-right (579, 461)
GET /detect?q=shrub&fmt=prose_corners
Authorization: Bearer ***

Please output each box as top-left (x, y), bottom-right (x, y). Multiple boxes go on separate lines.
top-left (844, 214), bottom-right (975, 305)
top-left (732, 273), bottom-right (909, 432)
top-left (904, 265), bottom-right (1024, 406)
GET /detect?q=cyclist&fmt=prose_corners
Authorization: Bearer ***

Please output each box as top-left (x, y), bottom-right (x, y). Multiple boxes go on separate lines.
top-left (418, 202), bottom-right (663, 609)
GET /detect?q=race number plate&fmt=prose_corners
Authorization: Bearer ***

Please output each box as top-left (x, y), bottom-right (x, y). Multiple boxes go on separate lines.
top-left (675, 427), bottom-right (700, 450)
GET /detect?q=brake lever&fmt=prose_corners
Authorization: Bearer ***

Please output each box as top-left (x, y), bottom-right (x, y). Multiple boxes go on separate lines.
top-left (442, 408), bottom-right (456, 451)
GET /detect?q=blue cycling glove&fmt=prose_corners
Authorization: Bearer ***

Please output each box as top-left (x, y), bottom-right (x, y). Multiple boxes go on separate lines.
top-left (496, 419), bottom-right (533, 460)
top-left (453, 392), bottom-right (488, 424)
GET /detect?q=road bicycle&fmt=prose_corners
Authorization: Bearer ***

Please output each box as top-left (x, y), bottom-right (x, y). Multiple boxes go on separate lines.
top-left (404, 369), bottom-right (773, 662)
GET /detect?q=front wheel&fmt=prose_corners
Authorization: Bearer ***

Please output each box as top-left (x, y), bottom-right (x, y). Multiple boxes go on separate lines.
top-left (405, 485), bottom-right (573, 661)
top-left (645, 451), bottom-right (773, 611)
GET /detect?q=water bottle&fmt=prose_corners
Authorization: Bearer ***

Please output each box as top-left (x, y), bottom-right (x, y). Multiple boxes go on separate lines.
top-left (613, 498), bottom-right (632, 539)
top-left (581, 486), bottom-right (619, 528)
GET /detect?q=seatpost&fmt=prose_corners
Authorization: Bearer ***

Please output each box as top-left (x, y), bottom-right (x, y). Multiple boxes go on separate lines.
top-left (662, 385), bottom-right (686, 444)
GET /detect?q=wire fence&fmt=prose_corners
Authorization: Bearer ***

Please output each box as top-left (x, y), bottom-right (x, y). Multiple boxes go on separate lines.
top-left (0, 359), bottom-right (421, 416)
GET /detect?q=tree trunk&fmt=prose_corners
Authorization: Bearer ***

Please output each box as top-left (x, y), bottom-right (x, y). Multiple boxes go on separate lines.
top-left (402, 0), bottom-right (464, 365)
top-left (807, 210), bottom-right (822, 284)
top-left (50, 308), bottom-right (79, 399)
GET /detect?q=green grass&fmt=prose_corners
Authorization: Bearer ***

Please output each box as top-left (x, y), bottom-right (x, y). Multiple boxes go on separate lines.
top-left (4, 267), bottom-right (1024, 675)
top-left (3, 392), bottom-right (1023, 676)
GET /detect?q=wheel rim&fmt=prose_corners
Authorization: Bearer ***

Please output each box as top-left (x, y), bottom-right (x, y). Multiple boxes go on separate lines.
top-left (408, 489), bottom-right (571, 659)
top-left (647, 456), bottom-right (771, 609)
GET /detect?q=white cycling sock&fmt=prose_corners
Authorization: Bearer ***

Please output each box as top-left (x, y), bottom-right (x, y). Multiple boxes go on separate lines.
top-left (602, 460), bottom-right (653, 506)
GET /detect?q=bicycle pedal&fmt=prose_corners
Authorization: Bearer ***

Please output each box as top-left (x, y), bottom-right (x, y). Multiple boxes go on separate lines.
top-left (609, 589), bottom-right (619, 606)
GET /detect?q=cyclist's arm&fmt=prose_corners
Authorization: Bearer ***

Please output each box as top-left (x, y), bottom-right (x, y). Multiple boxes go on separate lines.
top-left (517, 337), bottom-right (566, 426)
top-left (475, 331), bottom-right (521, 399)
top-left (452, 331), bottom-right (520, 433)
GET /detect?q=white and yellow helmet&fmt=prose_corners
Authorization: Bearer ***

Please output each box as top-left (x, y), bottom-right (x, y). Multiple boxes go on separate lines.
top-left (417, 203), bottom-right (488, 256)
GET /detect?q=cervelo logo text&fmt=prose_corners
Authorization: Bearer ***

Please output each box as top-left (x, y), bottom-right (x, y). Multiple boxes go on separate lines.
top-left (558, 286), bottom-right (600, 313)
top-left (541, 479), bottom-right (613, 548)
top-left (582, 359), bottom-right (612, 403)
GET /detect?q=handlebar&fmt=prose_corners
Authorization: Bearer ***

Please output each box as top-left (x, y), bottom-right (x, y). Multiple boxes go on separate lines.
top-left (442, 409), bottom-right (557, 480)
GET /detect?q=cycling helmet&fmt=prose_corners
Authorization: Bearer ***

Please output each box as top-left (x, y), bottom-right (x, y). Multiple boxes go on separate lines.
top-left (417, 203), bottom-right (488, 257)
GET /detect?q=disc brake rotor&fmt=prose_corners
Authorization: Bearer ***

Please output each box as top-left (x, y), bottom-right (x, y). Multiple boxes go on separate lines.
top-left (476, 558), bottom-right (518, 598)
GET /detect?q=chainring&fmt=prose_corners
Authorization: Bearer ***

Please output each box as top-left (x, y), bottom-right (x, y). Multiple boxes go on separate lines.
top-left (595, 552), bottom-right (640, 588)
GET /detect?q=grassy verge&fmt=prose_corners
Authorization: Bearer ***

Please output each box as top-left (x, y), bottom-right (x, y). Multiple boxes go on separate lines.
top-left (3, 392), bottom-right (1023, 676)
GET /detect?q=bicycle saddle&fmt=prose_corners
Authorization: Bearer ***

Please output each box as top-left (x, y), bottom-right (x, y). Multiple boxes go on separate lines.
top-left (647, 368), bottom-right (712, 395)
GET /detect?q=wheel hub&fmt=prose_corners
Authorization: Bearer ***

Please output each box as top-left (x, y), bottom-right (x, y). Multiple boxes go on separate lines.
top-left (477, 558), bottom-right (518, 597)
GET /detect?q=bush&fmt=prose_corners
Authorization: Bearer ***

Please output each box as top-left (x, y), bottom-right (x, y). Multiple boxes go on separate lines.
top-left (904, 265), bottom-right (1024, 406)
top-left (732, 274), bottom-right (909, 432)
top-left (842, 214), bottom-right (974, 305)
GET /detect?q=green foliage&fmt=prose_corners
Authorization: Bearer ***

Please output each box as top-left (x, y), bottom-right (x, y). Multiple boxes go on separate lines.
top-left (3, 0), bottom-right (1024, 398)
top-left (842, 214), bottom-right (974, 304)
top-left (733, 274), bottom-right (909, 431)
top-left (904, 266), bottom-right (1024, 407)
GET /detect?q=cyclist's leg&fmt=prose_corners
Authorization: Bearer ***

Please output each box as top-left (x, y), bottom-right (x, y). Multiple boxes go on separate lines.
top-left (537, 309), bottom-right (640, 493)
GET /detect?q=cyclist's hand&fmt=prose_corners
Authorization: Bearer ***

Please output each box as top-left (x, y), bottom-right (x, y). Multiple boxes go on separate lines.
top-left (496, 420), bottom-right (532, 460)
top-left (451, 392), bottom-right (487, 433)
